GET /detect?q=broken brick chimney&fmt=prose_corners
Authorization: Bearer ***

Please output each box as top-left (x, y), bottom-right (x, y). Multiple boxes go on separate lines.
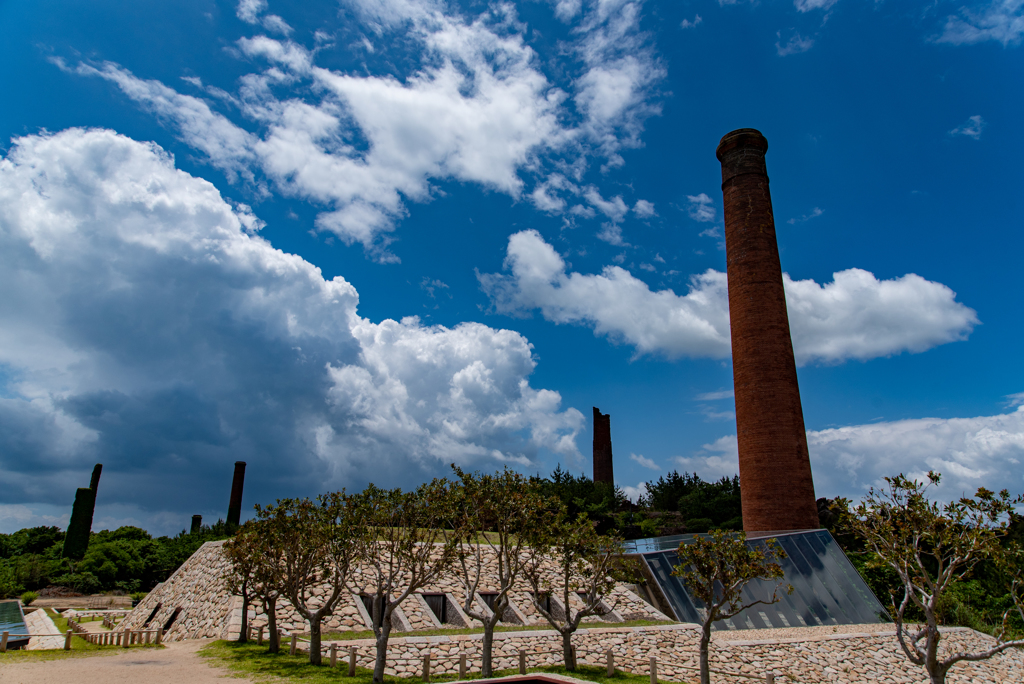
top-left (593, 407), bottom-right (614, 485)
top-left (716, 128), bottom-right (819, 533)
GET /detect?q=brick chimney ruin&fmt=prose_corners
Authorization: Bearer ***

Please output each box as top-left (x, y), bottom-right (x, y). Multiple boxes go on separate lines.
top-left (593, 407), bottom-right (614, 485)
top-left (716, 128), bottom-right (819, 533)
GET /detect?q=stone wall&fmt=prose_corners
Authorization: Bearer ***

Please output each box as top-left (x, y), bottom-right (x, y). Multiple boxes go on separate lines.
top-left (119, 540), bottom-right (670, 642)
top-left (306, 624), bottom-right (1023, 684)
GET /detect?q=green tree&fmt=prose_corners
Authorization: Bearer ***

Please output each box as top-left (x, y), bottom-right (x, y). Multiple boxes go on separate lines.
top-left (353, 480), bottom-right (459, 684)
top-left (672, 529), bottom-right (790, 684)
top-left (447, 465), bottom-right (547, 677)
top-left (523, 509), bottom-right (637, 671)
top-left (844, 472), bottom-right (1024, 684)
top-left (256, 492), bottom-right (368, 666)
top-left (225, 524), bottom-right (261, 643)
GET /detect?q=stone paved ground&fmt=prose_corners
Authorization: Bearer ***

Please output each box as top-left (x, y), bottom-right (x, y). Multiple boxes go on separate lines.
top-left (23, 609), bottom-right (64, 650)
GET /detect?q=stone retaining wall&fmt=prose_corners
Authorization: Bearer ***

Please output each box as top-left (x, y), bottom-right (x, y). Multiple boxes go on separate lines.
top-left (303, 624), bottom-right (1023, 684)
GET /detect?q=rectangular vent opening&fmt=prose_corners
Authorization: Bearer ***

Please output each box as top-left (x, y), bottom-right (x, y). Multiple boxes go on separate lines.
top-left (422, 593), bottom-right (447, 624)
top-left (144, 603), bottom-right (162, 626)
top-left (163, 607), bottom-right (182, 632)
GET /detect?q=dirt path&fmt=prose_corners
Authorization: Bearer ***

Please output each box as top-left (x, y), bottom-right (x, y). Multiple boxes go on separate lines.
top-left (1, 639), bottom-right (253, 684)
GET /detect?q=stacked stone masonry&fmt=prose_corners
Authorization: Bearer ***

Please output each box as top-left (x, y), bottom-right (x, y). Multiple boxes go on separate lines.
top-left (308, 625), bottom-right (1020, 683)
top-left (119, 541), bottom-right (669, 642)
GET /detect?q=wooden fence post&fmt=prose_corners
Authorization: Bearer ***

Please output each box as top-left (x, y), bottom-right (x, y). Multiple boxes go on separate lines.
top-left (649, 656), bottom-right (657, 684)
top-left (459, 653), bottom-right (467, 679)
top-left (65, 630), bottom-right (73, 650)
top-left (155, 628), bottom-right (163, 645)
top-left (124, 630), bottom-right (131, 648)
top-left (330, 643), bottom-right (338, 668)
top-left (766, 674), bottom-right (775, 684)
top-left (1, 631), bottom-right (8, 653)
top-left (290, 634), bottom-right (297, 656)
top-left (348, 646), bottom-right (357, 676)
top-left (606, 649), bottom-right (614, 677)
top-left (258, 627), bottom-right (264, 646)
top-left (422, 652), bottom-right (431, 682)
top-left (519, 649), bottom-right (526, 675)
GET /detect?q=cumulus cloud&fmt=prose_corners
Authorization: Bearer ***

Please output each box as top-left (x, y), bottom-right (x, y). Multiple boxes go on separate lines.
top-left (680, 14), bottom-right (702, 29)
top-left (66, 0), bottom-right (665, 259)
top-left (936, 0), bottom-right (1024, 46)
top-left (675, 405), bottom-right (1024, 503)
top-left (0, 129), bottom-right (583, 533)
top-left (630, 453), bottom-right (660, 470)
top-left (686, 193), bottom-right (716, 222)
top-left (776, 31), bottom-right (815, 56)
top-left (479, 230), bottom-right (979, 364)
top-left (949, 115), bottom-right (987, 139)
top-left (633, 199), bottom-right (656, 218)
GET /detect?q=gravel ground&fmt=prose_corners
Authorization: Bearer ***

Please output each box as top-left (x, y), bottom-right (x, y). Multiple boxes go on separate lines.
top-left (0, 639), bottom-right (253, 684)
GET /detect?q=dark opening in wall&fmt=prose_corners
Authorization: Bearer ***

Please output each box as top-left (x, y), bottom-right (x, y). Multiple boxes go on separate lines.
top-left (360, 594), bottom-right (382, 626)
top-left (533, 592), bottom-right (552, 615)
top-left (144, 603), bottom-right (162, 626)
top-left (163, 607), bottom-right (183, 632)
top-left (422, 593), bottom-right (447, 624)
top-left (479, 593), bottom-right (511, 622)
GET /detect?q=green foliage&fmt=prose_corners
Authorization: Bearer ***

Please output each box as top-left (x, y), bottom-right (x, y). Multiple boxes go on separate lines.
top-left (0, 526), bottom-right (65, 558)
top-left (20, 589), bottom-right (39, 605)
top-left (643, 471), bottom-right (742, 532)
top-left (842, 471), bottom-right (1024, 684)
top-left (130, 591), bottom-right (148, 601)
top-left (531, 465), bottom-right (628, 535)
top-left (673, 529), bottom-right (790, 684)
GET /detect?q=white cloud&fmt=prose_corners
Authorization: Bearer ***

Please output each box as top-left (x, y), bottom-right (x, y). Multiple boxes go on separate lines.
top-left (0, 129), bottom-right (583, 529)
top-left (236, 0), bottom-right (292, 35)
top-left (949, 114), bottom-right (987, 139)
top-left (630, 453), bottom-right (660, 470)
top-left (794, 0), bottom-right (838, 12)
top-left (1007, 392), bottom-right (1024, 408)
top-left (936, 1), bottom-right (1024, 46)
top-left (776, 32), bottom-right (815, 56)
top-left (68, 0), bottom-right (666, 258)
top-left (584, 186), bottom-right (629, 222)
top-left (677, 405), bottom-right (1024, 504)
top-left (680, 14), bottom-right (702, 29)
top-left (807, 406), bottom-right (1024, 501)
top-left (788, 207), bottom-right (824, 224)
top-left (696, 389), bottom-right (734, 401)
top-left (479, 230), bottom-right (979, 364)
top-left (686, 193), bottom-right (716, 222)
top-left (597, 223), bottom-right (628, 246)
top-left (633, 199), bottom-right (656, 218)
top-left (619, 481), bottom-right (648, 502)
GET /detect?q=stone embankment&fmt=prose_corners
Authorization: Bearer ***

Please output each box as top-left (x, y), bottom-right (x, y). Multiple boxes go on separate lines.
top-left (304, 623), bottom-right (1022, 683)
top-left (119, 541), bottom-right (669, 642)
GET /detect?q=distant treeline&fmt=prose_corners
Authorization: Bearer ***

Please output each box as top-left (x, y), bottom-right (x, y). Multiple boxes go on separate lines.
top-left (0, 467), bottom-right (742, 598)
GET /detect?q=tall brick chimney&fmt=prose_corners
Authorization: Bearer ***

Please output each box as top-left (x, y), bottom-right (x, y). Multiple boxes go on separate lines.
top-left (227, 461), bottom-right (246, 527)
top-left (716, 128), bottom-right (819, 533)
top-left (593, 407), bottom-right (614, 485)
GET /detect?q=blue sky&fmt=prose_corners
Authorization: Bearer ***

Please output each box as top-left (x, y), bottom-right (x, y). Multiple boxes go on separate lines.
top-left (1, 0), bottom-right (1022, 535)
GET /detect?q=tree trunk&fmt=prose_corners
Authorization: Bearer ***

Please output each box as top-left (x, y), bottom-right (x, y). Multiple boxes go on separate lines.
top-left (562, 631), bottom-right (576, 671)
top-left (309, 615), bottom-right (323, 666)
top-left (699, 624), bottom-right (712, 684)
top-left (481, 619), bottom-right (496, 678)
top-left (373, 614), bottom-right (393, 683)
top-left (238, 590), bottom-right (249, 643)
top-left (266, 596), bottom-right (279, 653)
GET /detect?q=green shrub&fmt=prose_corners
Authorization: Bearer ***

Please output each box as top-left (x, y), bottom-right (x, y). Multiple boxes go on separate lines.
top-left (20, 590), bottom-right (39, 605)
top-left (130, 591), bottom-right (148, 602)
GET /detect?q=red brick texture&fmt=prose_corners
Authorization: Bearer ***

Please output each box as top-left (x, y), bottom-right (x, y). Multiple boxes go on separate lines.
top-left (593, 407), bottom-right (614, 485)
top-left (716, 129), bottom-right (819, 533)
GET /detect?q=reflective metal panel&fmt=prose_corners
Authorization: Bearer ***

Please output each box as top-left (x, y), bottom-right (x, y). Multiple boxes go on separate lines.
top-left (636, 529), bottom-right (889, 630)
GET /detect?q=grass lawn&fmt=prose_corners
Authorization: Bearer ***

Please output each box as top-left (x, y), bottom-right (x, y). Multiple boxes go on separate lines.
top-left (201, 641), bottom-right (685, 684)
top-left (318, 621), bottom-right (672, 642)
